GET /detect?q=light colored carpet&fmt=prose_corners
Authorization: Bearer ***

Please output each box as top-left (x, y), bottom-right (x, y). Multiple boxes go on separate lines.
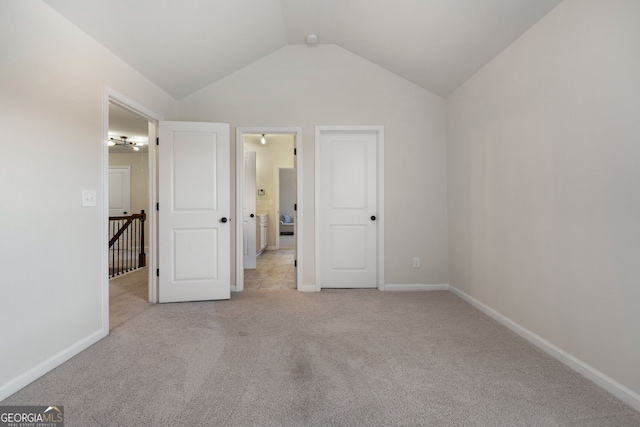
top-left (2, 289), bottom-right (639, 426)
top-left (109, 267), bottom-right (150, 330)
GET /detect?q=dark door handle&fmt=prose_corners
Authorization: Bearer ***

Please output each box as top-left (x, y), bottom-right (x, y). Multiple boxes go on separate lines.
top-left (250, 213), bottom-right (255, 218)
top-left (220, 217), bottom-right (228, 223)
top-left (371, 215), bottom-right (376, 221)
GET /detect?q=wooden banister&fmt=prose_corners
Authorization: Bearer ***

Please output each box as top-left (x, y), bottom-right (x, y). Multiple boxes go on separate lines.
top-left (108, 210), bottom-right (146, 277)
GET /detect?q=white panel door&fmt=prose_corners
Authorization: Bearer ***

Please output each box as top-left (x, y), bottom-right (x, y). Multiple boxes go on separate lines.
top-left (243, 151), bottom-right (257, 269)
top-left (108, 166), bottom-right (131, 216)
top-left (158, 121), bottom-right (230, 302)
top-left (317, 129), bottom-right (378, 288)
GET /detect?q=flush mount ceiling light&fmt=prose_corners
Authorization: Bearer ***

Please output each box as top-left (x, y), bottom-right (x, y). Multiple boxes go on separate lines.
top-left (306, 34), bottom-right (318, 46)
top-left (261, 134), bottom-right (266, 144)
top-left (108, 136), bottom-right (146, 151)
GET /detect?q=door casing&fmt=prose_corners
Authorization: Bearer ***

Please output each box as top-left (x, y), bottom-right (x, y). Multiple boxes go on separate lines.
top-left (102, 87), bottom-right (161, 330)
top-left (315, 126), bottom-right (385, 291)
top-left (235, 127), bottom-right (303, 292)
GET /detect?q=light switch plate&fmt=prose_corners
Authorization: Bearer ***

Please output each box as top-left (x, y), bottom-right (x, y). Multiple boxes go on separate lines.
top-left (82, 190), bottom-right (96, 207)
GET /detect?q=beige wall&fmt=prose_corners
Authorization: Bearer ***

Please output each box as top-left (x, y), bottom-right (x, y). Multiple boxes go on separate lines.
top-left (179, 44), bottom-right (449, 288)
top-left (447, 0), bottom-right (640, 398)
top-left (0, 1), bottom-right (176, 399)
top-left (247, 140), bottom-right (295, 248)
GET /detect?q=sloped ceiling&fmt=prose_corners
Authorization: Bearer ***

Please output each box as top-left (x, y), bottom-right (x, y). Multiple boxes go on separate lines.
top-left (43, 0), bottom-right (563, 99)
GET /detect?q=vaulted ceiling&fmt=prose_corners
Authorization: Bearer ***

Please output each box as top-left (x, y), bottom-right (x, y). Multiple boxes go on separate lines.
top-left (43, 0), bottom-right (563, 100)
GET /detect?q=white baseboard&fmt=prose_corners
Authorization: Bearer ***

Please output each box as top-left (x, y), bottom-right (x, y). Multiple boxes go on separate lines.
top-left (297, 284), bottom-right (318, 292)
top-left (448, 285), bottom-right (640, 413)
top-left (383, 284), bottom-right (450, 291)
top-left (0, 328), bottom-right (108, 401)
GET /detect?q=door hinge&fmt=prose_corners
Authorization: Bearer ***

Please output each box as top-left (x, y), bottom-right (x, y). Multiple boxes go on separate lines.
top-left (156, 137), bottom-right (159, 145)
top-left (294, 203), bottom-right (297, 211)
top-left (294, 260), bottom-right (297, 267)
top-left (294, 148), bottom-right (297, 155)
top-left (156, 203), bottom-right (159, 211)
top-left (156, 269), bottom-right (159, 277)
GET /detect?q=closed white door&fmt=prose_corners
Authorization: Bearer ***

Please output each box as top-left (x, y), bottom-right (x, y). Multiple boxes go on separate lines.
top-left (108, 166), bottom-right (131, 216)
top-left (316, 128), bottom-right (380, 288)
top-left (158, 121), bottom-right (230, 302)
top-left (243, 151), bottom-right (257, 269)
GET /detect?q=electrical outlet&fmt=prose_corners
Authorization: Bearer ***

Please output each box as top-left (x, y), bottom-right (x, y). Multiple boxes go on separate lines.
top-left (413, 257), bottom-right (420, 268)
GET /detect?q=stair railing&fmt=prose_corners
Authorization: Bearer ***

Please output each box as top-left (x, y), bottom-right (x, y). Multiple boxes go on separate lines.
top-left (108, 210), bottom-right (146, 278)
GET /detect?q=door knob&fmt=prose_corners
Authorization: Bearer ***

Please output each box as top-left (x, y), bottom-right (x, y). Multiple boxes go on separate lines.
top-left (250, 213), bottom-right (255, 218)
top-left (220, 217), bottom-right (228, 223)
top-left (371, 215), bottom-right (376, 221)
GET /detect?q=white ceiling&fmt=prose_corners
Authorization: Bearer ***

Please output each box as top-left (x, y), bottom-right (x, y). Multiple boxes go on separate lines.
top-left (43, 0), bottom-right (563, 99)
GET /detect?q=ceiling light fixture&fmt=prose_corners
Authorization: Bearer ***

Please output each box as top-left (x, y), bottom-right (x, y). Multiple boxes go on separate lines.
top-left (261, 134), bottom-right (266, 144)
top-left (109, 136), bottom-right (145, 151)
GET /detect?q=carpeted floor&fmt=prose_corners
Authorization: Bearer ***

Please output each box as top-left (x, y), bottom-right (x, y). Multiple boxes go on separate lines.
top-left (2, 284), bottom-right (640, 426)
top-left (109, 267), bottom-right (150, 330)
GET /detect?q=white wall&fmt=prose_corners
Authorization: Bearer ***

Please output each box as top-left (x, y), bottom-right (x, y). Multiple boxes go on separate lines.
top-left (109, 152), bottom-right (150, 239)
top-left (447, 0), bottom-right (640, 402)
top-left (179, 44), bottom-right (449, 288)
top-left (0, 2), bottom-right (176, 399)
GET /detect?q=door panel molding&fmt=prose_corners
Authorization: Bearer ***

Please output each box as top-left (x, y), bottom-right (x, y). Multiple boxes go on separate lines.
top-left (315, 126), bottom-right (384, 291)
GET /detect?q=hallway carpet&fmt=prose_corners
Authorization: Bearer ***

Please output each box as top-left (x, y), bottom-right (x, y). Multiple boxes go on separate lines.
top-left (2, 289), bottom-right (639, 426)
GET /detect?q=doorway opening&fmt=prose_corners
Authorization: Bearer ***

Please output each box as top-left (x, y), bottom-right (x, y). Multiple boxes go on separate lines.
top-left (235, 127), bottom-right (303, 292)
top-left (103, 89), bottom-right (160, 331)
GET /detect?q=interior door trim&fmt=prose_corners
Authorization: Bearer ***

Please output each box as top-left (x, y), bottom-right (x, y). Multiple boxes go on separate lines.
top-left (235, 127), bottom-right (303, 292)
top-left (102, 86), bottom-right (162, 325)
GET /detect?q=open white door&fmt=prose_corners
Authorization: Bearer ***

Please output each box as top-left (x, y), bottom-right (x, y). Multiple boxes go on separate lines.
top-left (158, 121), bottom-right (230, 302)
top-left (243, 151), bottom-right (257, 269)
top-left (316, 128), bottom-right (381, 289)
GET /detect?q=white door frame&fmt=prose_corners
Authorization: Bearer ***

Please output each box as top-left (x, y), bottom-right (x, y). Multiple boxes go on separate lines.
top-left (102, 87), bottom-right (162, 331)
top-left (314, 126), bottom-right (385, 292)
top-left (235, 127), bottom-right (303, 292)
